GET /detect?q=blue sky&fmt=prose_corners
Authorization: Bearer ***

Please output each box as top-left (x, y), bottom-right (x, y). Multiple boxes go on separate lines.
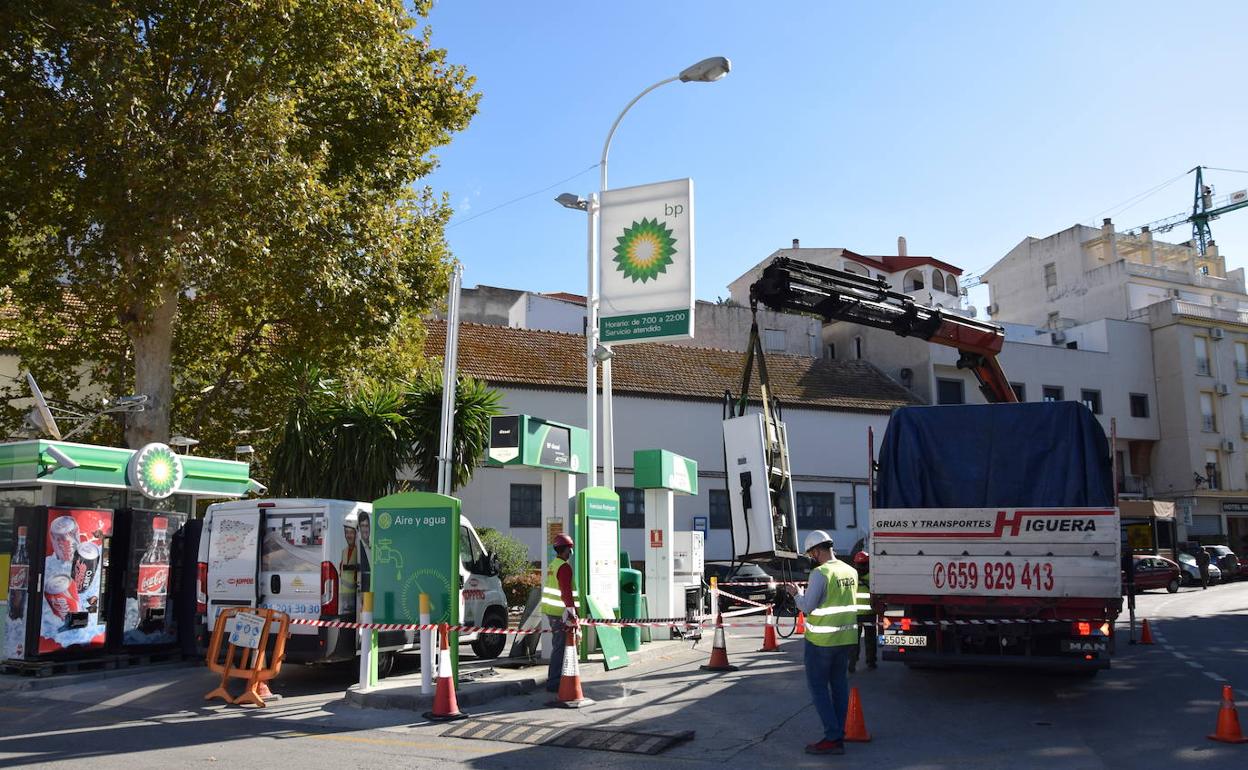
top-left (422, 1), bottom-right (1248, 313)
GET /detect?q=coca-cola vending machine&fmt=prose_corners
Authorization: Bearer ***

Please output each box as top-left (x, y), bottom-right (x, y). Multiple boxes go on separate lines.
top-left (107, 508), bottom-right (187, 651)
top-left (3, 507), bottom-right (114, 661)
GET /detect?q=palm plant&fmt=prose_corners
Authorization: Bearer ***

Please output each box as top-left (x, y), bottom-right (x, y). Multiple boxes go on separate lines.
top-left (405, 370), bottom-right (501, 492)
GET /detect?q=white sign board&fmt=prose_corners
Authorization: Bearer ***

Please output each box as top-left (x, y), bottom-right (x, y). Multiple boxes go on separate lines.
top-left (229, 612), bottom-right (266, 649)
top-left (588, 517), bottom-right (620, 610)
top-left (870, 508), bottom-right (1121, 600)
top-left (598, 177), bottom-right (694, 344)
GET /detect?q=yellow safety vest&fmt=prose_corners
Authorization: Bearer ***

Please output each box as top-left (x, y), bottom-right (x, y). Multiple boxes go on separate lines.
top-left (804, 560), bottom-right (860, 647)
top-left (542, 557), bottom-right (579, 616)
top-left (857, 572), bottom-right (872, 617)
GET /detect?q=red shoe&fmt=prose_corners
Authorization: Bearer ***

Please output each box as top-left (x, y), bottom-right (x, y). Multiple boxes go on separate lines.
top-left (805, 739), bottom-right (845, 755)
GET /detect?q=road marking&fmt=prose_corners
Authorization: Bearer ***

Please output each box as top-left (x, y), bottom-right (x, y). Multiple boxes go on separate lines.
top-left (1205, 671), bottom-right (1225, 682)
top-left (1185, 660), bottom-right (1204, 669)
top-left (1171, 651), bottom-right (1189, 660)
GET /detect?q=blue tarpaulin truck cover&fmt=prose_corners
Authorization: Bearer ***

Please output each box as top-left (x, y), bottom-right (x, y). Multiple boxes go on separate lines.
top-left (875, 402), bottom-right (1115, 509)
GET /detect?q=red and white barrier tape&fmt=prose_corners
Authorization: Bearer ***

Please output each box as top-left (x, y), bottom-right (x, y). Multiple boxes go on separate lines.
top-left (292, 616), bottom-right (700, 635)
top-left (910, 618), bottom-right (1110, 627)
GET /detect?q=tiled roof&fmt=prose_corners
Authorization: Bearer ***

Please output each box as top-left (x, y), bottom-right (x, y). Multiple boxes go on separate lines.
top-left (425, 320), bottom-right (919, 413)
top-left (540, 292), bottom-right (587, 305)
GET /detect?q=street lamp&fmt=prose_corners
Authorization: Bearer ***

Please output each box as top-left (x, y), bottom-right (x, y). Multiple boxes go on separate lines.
top-left (597, 56), bottom-right (730, 491)
top-left (557, 56), bottom-right (730, 489)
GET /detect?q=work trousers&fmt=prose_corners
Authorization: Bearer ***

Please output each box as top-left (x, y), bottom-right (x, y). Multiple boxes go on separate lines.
top-left (804, 640), bottom-right (853, 742)
top-left (847, 619), bottom-right (877, 666)
top-left (546, 615), bottom-right (568, 692)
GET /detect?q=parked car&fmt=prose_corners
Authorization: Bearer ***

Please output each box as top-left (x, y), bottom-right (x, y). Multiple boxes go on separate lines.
top-left (1126, 555), bottom-right (1181, 593)
top-left (704, 561), bottom-right (777, 613)
top-left (1177, 552), bottom-right (1223, 586)
top-left (1202, 545), bottom-right (1241, 581)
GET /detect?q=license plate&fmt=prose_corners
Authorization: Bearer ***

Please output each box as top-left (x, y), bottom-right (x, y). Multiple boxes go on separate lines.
top-left (882, 634), bottom-right (927, 647)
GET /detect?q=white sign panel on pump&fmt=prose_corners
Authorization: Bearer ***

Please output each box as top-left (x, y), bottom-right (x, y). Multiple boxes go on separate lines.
top-left (598, 177), bottom-right (695, 344)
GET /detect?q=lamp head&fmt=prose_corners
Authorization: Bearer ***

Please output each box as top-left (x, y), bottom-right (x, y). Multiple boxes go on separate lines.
top-left (44, 445), bottom-right (80, 471)
top-left (679, 56), bottom-right (731, 83)
top-left (555, 192), bottom-right (589, 211)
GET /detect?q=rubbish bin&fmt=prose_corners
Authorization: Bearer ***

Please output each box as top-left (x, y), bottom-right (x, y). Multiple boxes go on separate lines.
top-left (619, 566), bottom-right (644, 651)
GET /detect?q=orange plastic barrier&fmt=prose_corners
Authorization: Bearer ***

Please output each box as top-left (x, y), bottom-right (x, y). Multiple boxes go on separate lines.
top-left (204, 607), bottom-right (290, 708)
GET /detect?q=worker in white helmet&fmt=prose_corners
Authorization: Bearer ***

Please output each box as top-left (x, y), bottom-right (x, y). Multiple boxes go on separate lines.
top-left (785, 530), bottom-right (859, 755)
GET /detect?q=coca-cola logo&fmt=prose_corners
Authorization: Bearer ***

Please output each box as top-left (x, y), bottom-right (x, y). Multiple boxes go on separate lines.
top-left (138, 566), bottom-right (169, 594)
top-left (8, 565), bottom-right (27, 590)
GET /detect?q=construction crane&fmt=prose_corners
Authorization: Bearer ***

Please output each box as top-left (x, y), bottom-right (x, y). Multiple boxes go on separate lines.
top-left (750, 257), bottom-right (1017, 404)
top-left (1129, 166), bottom-right (1248, 257)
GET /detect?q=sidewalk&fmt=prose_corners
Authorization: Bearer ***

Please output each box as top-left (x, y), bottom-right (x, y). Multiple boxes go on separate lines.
top-left (346, 637), bottom-right (694, 711)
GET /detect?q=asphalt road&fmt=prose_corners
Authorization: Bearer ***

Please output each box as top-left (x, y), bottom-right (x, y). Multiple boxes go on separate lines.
top-left (2, 582), bottom-right (1247, 769)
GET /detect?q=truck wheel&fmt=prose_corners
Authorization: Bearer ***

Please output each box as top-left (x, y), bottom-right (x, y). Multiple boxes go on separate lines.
top-left (471, 609), bottom-right (508, 660)
top-left (1167, 577), bottom-right (1180, 593)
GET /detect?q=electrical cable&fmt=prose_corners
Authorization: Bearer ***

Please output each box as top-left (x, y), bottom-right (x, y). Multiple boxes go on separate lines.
top-left (446, 162), bottom-right (599, 229)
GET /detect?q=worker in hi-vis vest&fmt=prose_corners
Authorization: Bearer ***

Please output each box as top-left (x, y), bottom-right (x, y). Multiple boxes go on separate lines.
top-left (542, 533), bottom-right (579, 692)
top-left (786, 530), bottom-right (859, 756)
top-left (848, 550), bottom-right (876, 672)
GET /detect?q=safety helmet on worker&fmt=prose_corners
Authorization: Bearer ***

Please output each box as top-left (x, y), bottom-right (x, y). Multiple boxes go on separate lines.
top-left (853, 551), bottom-right (870, 565)
top-left (552, 533), bottom-right (574, 550)
top-left (802, 530), bottom-right (834, 554)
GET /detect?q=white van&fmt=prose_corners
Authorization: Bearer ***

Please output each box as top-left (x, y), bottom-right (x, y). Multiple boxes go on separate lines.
top-left (196, 498), bottom-right (510, 669)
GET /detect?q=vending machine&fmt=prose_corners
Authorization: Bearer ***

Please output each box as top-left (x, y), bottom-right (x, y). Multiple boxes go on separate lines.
top-left (107, 508), bottom-right (187, 651)
top-left (3, 507), bottom-right (114, 661)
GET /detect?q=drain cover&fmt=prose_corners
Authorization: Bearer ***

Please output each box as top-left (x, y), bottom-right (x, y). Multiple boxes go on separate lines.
top-left (441, 718), bottom-right (694, 754)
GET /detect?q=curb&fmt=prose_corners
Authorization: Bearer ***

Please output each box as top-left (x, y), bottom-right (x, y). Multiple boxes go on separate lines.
top-left (0, 660), bottom-right (198, 693)
top-left (346, 675), bottom-right (544, 711)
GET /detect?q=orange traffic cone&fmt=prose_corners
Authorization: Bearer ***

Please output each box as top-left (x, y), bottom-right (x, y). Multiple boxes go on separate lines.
top-left (758, 607), bottom-right (780, 652)
top-left (1139, 618), bottom-right (1155, 645)
top-left (700, 614), bottom-right (740, 672)
top-left (423, 624), bottom-right (467, 721)
top-left (1208, 684), bottom-right (1248, 743)
top-left (796, 612), bottom-right (806, 635)
top-left (549, 627), bottom-right (593, 708)
top-left (844, 686), bottom-right (872, 742)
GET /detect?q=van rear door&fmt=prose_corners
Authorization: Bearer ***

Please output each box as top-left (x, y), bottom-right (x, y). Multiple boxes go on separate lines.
top-left (205, 508), bottom-right (262, 632)
top-left (258, 506), bottom-right (327, 636)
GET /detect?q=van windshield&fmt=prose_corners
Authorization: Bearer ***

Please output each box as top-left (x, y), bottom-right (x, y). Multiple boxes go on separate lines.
top-left (261, 512), bottom-right (325, 573)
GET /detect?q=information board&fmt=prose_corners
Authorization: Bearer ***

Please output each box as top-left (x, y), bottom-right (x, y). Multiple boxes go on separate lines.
top-left (577, 487), bottom-right (620, 613)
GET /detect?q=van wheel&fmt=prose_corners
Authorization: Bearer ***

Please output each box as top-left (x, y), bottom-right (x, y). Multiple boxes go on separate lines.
top-left (1167, 578), bottom-right (1180, 593)
top-left (471, 609), bottom-right (508, 660)
top-left (377, 651), bottom-right (396, 678)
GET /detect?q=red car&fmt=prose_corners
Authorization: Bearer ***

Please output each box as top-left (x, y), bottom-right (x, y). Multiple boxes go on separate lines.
top-left (1127, 555), bottom-right (1181, 593)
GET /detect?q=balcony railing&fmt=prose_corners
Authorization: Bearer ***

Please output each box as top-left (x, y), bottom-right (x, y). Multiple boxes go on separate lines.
top-left (1117, 474), bottom-right (1148, 496)
top-left (1196, 357), bottom-right (1212, 375)
top-left (1241, 415), bottom-right (1248, 435)
top-left (1202, 415), bottom-right (1217, 431)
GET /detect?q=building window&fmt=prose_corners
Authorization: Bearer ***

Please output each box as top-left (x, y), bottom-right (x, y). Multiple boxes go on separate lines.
top-left (1195, 336), bottom-right (1211, 376)
top-left (1130, 393), bottom-right (1149, 419)
top-left (708, 489), bottom-right (731, 530)
top-left (1236, 342), bottom-right (1248, 380)
top-left (931, 271), bottom-right (946, 294)
top-left (1205, 450), bottom-right (1221, 491)
top-left (1042, 385), bottom-right (1064, 402)
top-left (1200, 391), bottom-right (1217, 432)
top-left (1240, 397), bottom-right (1248, 436)
top-left (1047, 311), bottom-right (1060, 330)
top-left (936, 378), bottom-right (965, 405)
top-left (509, 484), bottom-right (541, 527)
top-left (854, 336), bottom-right (864, 360)
top-left (796, 492), bottom-right (837, 530)
top-left (1043, 262), bottom-right (1057, 289)
top-left (763, 328), bottom-right (787, 352)
top-left (1010, 383), bottom-right (1027, 402)
top-left (826, 343), bottom-right (836, 360)
top-left (618, 487), bottom-right (645, 528)
top-left (1080, 389), bottom-right (1102, 415)
top-left (904, 270), bottom-right (924, 292)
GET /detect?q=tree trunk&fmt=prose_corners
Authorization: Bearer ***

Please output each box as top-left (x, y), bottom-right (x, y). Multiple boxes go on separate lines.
top-left (124, 286), bottom-right (179, 448)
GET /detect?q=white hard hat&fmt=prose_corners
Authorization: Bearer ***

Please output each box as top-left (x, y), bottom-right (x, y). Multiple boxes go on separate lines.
top-left (803, 530), bottom-right (834, 554)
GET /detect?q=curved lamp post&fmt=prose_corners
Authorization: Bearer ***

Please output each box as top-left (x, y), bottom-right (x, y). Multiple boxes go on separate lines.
top-left (558, 55), bottom-right (731, 489)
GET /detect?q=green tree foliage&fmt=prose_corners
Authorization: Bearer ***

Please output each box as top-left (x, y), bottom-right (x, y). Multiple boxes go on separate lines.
top-left (406, 369), bottom-right (502, 493)
top-left (267, 368), bottom-right (501, 501)
top-left (0, 0), bottom-right (478, 451)
top-left (477, 527), bottom-right (539, 608)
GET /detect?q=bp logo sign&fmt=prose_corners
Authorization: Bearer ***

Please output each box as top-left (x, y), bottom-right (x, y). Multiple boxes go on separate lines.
top-left (612, 217), bottom-right (677, 283)
top-left (127, 443), bottom-right (184, 499)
